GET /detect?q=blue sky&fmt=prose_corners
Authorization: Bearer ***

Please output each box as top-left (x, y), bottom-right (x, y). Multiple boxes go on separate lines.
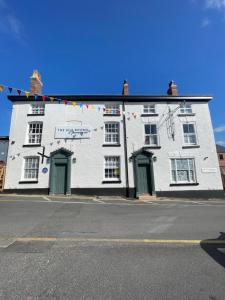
top-left (0, 0), bottom-right (225, 144)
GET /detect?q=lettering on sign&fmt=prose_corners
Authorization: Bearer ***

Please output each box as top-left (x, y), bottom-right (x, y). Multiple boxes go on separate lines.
top-left (55, 126), bottom-right (91, 139)
top-left (201, 168), bottom-right (217, 173)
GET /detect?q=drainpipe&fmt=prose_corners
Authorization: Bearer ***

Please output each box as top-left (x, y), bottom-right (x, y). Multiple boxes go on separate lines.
top-left (122, 80), bottom-right (130, 198)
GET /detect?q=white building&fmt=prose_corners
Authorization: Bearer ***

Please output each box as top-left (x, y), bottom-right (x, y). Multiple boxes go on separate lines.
top-left (4, 72), bottom-right (224, 198)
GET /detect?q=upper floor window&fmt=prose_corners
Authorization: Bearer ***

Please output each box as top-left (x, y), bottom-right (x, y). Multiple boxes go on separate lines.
top-left (219, 154), bottom-right (224, 160)
top-left (23, 157), bottom-right (39, 180)
top-left (30, 104), bottom-right (45, 115)
top-left (104, 104), bottom-right (120, 115)
top-left (144, 124), bottom-right (158, 146)
top-left (143, 104), bottom-right (156, 114)
top-left (104, 122), bottom-right (120, 144)
top-left (180, 103), bottom-right (192, 114)
top-left (183, 123), bottom-right (197, 145)
top-left (104, 156), bottom-right (120, 181)
top-left (27, 122), bottom-right (43, 144)
top-left (171, 158), bottom-right (196, 184)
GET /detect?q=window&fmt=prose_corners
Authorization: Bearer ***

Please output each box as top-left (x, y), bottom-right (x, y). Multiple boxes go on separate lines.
top-left (180, 103), bottom-right (192, 114)
top-left (219, 154), bottom-right (224, 160)
top-left (104, 122), bottom-right (119, 144)
top-left (104, 104), bottom-right (120, 115)
top-left (144, 124), bottom-right (158, 146)
top-left (27, 122), bottom-right (43, 144)
top-left (183, 123), bottom-right (197, 145)
top-left (23, 157), bottom-right (39, 180)
top-left (143, 104), bottom-right (156, 114)
top-left (31, 104), bottom-right (45, 115)
top-left (104, 156), bottom-right (120, 180)
top-left (171, 158), bottom-right (196, 183)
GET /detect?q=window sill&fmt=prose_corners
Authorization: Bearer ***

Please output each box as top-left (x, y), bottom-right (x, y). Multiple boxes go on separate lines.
top-left (19, 180), bottom-right (38, 184)
top-left (103, 114), bottom-right (121, 117)
top-left (182, 145), bottom-right (200, 149)
top-left (170, 183), bottom-right (199, 186)
top-left (102, 144), bottom-right (121, 147)
top-left (102, 180), bottom-right (121, 184)
top-left (144, 146), bottom-right (161, 149)
top-left (141, 113), bottom-right (158, 117)
top-left (27, 114), bottom-right (45, 116)
top-left (23, 144), bottom-right (41, 147)
top-left (177, 113), bottom-right (195, 117)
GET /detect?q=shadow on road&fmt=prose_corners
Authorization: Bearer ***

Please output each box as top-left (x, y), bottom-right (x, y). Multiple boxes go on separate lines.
top-left (200, 232), bottom-right (225, 268)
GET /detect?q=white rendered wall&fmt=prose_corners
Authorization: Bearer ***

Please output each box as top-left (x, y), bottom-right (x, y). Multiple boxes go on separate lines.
top-left (4, 100), bottom-right (223, 192)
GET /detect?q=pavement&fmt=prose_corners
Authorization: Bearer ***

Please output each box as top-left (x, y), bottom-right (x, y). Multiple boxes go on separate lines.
top-left (0, 194), bottom-right (225, 299)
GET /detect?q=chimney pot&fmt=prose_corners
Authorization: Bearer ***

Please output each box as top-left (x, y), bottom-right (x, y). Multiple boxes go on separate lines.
top-left (167, 80), bottom-right (178, 96)
top-left (122, 80), bottom-right (129, 96)
top-left (30, 70), bottom-right (43, 95)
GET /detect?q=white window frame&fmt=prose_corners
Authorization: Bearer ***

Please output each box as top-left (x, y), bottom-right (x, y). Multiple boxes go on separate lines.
top-left (180, 103), bottom-right (192, 114)
top-left (104, 104), bottom-right (120, 115)
top-left (143, 104), bottom-right (156, 114)
top-left (144, 124), bottom-right (159, 146)
top-left (30, 103), bottom-right (45, 115)
top-left (104, 122), bottom-right (120, 145)
top-left (104, 156), bottom-right (120, 181)
top-left (27, 122), bottom-right (43, 145)
top-left (182, 122), bottom-right (198, 146)
top-left (23, 156), bottom-right (40, 180)
top-left (170, 158), bottom-right (196, 184)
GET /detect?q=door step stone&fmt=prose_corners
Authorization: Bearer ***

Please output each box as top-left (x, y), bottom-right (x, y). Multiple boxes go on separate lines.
top-left (138, 194), bottom-right (157, 202)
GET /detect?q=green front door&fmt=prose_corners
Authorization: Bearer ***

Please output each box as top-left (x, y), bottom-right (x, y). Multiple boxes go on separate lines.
top-left (55, 164), bottom-right (67, 194)
top-left (137, 163), bottom-right (151, 194)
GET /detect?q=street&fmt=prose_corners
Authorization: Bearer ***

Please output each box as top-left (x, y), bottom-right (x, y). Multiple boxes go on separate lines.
top-left (0, 195), bottom-right (225, 299)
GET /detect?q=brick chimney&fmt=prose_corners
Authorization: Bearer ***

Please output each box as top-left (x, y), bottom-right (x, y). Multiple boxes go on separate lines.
top-left (122, 80), bottom-right (129, 96)
top-left (30, 70), bottom-right (43, 95)
top-left (167, 80), bottom-right (178, 96)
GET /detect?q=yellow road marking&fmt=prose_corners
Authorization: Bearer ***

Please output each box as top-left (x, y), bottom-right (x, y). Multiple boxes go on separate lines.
top-left (13, 237), bottom-right (225, 245)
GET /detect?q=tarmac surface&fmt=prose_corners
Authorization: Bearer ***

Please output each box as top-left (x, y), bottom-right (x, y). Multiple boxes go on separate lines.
top-left (0, 194), bottom-right (225, 299)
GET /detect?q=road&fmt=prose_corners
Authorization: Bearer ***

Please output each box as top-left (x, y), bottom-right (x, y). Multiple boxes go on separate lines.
top-left (0, 195), bottom-right (225, 299)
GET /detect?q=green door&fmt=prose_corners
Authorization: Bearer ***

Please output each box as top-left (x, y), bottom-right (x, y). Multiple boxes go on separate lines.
top-left (137, 163), bottom-right (151, 194)
top-left (54, 164), bottom-right (67, 194)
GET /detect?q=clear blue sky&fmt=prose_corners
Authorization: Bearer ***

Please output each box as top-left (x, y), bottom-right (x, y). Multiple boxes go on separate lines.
top-left (0, 0), bottom-right (225, 145)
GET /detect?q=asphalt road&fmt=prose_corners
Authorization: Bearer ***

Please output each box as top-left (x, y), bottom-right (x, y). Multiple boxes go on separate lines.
top-left (0, 195), bottom-right (225, 299)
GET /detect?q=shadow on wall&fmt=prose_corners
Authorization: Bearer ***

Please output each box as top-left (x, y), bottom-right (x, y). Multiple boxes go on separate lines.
top-left (200, 232), bottom-right (225, 269)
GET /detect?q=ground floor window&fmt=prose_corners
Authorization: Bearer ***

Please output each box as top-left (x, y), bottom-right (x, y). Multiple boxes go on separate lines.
top-left (104, 156), bottom-right (120, 180)
top-left (23, 157), bottom-right (39, 180)
top-left (171, 158), bottom-right (196, 183)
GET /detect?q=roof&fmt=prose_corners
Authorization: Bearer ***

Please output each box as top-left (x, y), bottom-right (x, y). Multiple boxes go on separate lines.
top-left (0, 136), bottom-right (9, 141)
top-left (216, 144), bottom-right (225, 153)
top-left (8, 95), bottom-right (213, 103)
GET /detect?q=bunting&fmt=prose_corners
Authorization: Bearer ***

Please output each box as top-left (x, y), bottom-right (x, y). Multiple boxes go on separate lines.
top-left (0, 82), bottom-right (138, 119)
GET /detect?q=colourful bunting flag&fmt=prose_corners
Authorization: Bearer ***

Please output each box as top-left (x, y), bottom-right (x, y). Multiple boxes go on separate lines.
top-left (34, 94), bottom-right (38, 100)
top-left (64, 100), bottom-right (68, 105)
top-left (98, 106), bottom-right (101, 112)
top-left (0, 85), bottom-right (4, 92)
top-left (86, 104), bottom-right (89, 109)
top-left (42, 96), bottom-right (46, 101)
top-left (49, 97), bottom-right (54, 102)
top-left (8, 87), bottom-right (12, 93)
top-left (25, 91), bottom-right (30, 98)
top-left (79, 103), bottom-right (83, 108)
top-left (72, 101), bottom-right (76, 107)
top-left (17, 89), bottom-right (21, 96)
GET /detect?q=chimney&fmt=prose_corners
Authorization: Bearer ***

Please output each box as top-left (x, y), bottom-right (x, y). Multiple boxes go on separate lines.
top-left (122, 80), bottom-right (129, 96)
top-left (167, 80), bottom-right (178, 96)
top-left (30, 70), bottom-right (43, 95)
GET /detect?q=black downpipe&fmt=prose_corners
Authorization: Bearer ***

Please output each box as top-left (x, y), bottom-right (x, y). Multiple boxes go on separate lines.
top-left (122, 100), bottom-right (130, 197)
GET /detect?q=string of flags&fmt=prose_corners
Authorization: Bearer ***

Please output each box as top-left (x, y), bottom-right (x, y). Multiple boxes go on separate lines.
top-left (0, 83), bottom-right (137, 118)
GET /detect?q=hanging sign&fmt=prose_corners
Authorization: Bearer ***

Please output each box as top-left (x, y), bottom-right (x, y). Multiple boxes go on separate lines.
top-left (55, 126), bottom-right (91, 139)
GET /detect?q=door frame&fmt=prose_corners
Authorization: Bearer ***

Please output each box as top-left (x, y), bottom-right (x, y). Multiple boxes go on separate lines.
top-left (49, 148), bottom-right (73, 195)
top-left (132, 148), bottom-right (155, 197)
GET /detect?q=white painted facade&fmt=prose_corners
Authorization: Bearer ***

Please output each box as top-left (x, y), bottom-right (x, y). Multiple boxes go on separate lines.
top-left (4, 96), bottom-right (223, 198)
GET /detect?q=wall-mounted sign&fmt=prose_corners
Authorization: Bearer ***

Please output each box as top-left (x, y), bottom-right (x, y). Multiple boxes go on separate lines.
top-left (201, 168), bottom-right (217, 173)
top-left (42, 167), bottom-right (48, 174)
top-left (55, 126), bottom-right (91, 139)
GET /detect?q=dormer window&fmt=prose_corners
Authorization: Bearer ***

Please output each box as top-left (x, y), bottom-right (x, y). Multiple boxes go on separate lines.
top-left (30, 104), bottom-right (45, 115)
top-left (180, 103), bottom-right (192, 114)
